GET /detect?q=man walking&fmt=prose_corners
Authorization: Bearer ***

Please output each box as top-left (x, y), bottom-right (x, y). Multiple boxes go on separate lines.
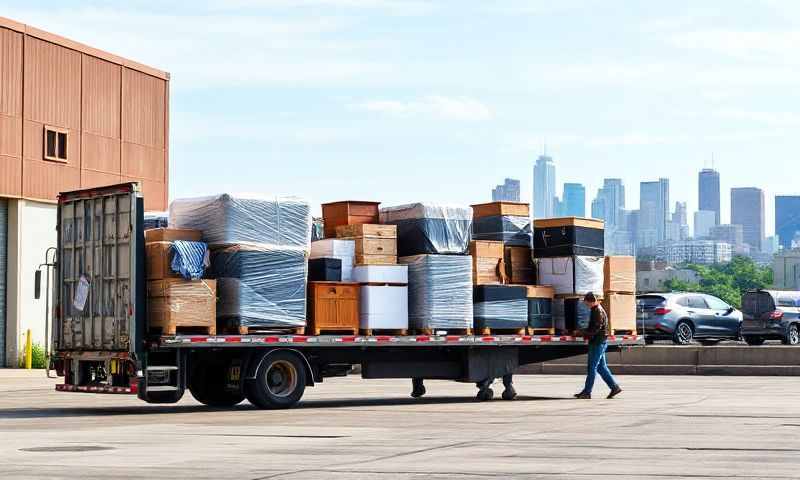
top-left (574, 292), bottom-right (622, 399)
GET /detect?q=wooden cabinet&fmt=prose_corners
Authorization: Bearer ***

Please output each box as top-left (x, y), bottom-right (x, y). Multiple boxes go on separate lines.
top-left (321, 201), bottom-right (380, 238)
top-left (307, 281), bottom-right (360, 335)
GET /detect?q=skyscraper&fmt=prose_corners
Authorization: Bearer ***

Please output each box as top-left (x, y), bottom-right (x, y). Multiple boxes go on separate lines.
top-left (491, 178), bottom-right (521, 202)
top-left (694, 210), bottom-right (716, 238)
top-left (533, 155), bottom-right (556, 218)
top-left (562, 183), bottom-right (585, 217)
top-left (775, 196), bottom-right (800, 250)
top-left (731, 187), bottom-right (765, 253)
top-left (638, 178), bottom-right (669, 248)
top-left (590, 178), bottom-right (625, 227)
top-left (670, 201), bottom-right (689, 241)
top-left (699, 168), bottom-right (721, 225)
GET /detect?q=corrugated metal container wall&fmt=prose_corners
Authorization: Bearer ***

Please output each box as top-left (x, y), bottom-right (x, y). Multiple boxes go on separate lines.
top-left (0, 199), bottom-right (7, 366)
top-left (81, 54), bottom-right (121, 177)
top-left (23, 36), bottom-right (81, 201)
top-left (0, 27), bottom-right (23, 197)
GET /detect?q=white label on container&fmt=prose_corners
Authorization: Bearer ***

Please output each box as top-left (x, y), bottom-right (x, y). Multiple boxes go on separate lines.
top-left (73, 275), bottom-right (90, 312)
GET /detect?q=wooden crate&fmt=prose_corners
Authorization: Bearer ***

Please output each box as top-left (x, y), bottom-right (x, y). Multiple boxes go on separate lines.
top-left (470, 201), bottom-right (530, 219)
top-left (336, 224), bottom-right (396, 239)
top-left (147, 279), bottom-right (216, 335)
top-left (321, 201), bottom-right (380, 238)
top-left (603, 292), bottom-right (637, 335)
top-left (145, 228), bottom-right (202, 243)
top-left (504, 246), bottom-right (534, 284)
top-left (470, 241), bottom-right (506, 285)
top-left (307, 281), bottom-right (360, 335)
top-left (604, 256), bottom-right (636, 293)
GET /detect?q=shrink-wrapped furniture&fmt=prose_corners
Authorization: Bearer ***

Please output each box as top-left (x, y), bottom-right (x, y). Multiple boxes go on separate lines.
top-left (473, 285), bottom-right (528, 332)
top-left (472, 215), bottom-right (532, 247)
top-left (381, 203), bottom-right (472, 256)
top-left (526, 285), bottom-right (555, 332)
top-left (533, 217), bottom-right (604, 258)
top-left (535, 256), bottom-right (604, 296)
top-left (400, 254), bottom-right (473, 331)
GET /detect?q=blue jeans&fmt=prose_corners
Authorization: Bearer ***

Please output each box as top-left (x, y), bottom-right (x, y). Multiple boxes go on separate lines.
top-left (583, 341), bottom-right (618, 394)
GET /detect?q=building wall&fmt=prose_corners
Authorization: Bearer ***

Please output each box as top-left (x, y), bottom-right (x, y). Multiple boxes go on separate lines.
top-left (773, 250), bottom-right (800, 290)
top-left (731, 187), bottom-right (764, 253)
top-left (0, 20), bottom-right (168, 211)
top-left (775, 196), bottom-right (800, 251)
top-left (637, 268), bottom-right (699, 293)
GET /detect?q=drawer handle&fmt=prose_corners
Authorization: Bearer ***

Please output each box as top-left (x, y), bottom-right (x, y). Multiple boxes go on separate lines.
top-left (328, 288), bottom-right (337, 294)
top-left (376, 246), bottom-right (383, 251)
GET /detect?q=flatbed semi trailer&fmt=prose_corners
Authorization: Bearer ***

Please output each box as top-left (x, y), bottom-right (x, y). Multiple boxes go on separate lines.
top-left (51, 183), bottom-right (642, 409)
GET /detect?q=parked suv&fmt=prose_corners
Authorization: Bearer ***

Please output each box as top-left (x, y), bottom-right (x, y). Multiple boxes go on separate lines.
top-left (740, 290), bottom-right (800, 346)
top-left (637, 292), bottom-right (742, 345)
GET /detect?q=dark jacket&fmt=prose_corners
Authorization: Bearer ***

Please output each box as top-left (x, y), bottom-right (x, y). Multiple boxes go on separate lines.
top-left (583, 303), bottom-right (608, 345)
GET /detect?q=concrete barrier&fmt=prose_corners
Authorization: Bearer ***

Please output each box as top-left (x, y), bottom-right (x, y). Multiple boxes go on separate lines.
top-left (518, 345), bottom-right (800, 376)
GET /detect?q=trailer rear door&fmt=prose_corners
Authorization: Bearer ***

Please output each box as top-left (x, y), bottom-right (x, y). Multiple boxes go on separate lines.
top-left (55, 183), bottom-right (145, 355)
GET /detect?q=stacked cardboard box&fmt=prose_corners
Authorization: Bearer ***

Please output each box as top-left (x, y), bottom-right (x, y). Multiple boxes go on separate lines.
top-left (144, 228), bottom-right (216, 335)
top-left (336, 224), bottom-right (398, 266)
top-left (603, 256), bottom-right (637, 334)
top-left (469, 240), bottom-right (505, 285)
top-left (352, 265), bottom-right (409, 334)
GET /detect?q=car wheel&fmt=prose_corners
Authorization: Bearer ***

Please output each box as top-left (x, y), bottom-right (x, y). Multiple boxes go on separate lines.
top-left (245, 351), bottom-right (307, 409)
top-left (783, 324), bottom-right (800, 346)
top-left (672, 321), bottom-right (694, 345)
top-left (744, 336), bottom-right (765, 346)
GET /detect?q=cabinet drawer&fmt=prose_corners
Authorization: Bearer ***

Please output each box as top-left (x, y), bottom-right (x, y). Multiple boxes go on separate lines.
top-left (354, 237), bottom-right (396, 255)
top-left (312, 282), bottom-right (358, 300)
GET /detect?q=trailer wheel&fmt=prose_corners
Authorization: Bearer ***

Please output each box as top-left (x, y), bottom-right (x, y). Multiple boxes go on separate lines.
top-left (189, 359), bottom-right (245, 408)
top-left (246, 351), bottom-right (307, 409)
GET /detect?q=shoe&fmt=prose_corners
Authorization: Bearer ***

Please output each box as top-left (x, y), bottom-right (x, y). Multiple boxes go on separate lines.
top-left (573, 392), bottom-right (591, 399)
top-left (607, 386), bottom-right (622, 399)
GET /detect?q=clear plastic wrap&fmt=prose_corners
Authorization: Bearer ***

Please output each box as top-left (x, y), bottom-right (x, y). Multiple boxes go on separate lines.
top-left (527, 297), bottom-right (553, 329)
top-left (472, 215), bottom-right (532, 247)
top-left (311, 217), bottom-right (324, 241)
top-left (535, 256), bottom-right (604, 295)
top-left (210, 244), bottom-right (308, 329)
top-left (400, 254), bottom-right (473, 330)
top-left (169, 194), bottom-right (312, 248)
top-left (473, 285), bottom-right (528, 330)
top-left (380, 203), bottom-right (472, 256)
top-left (552, 297), bottom-right (591, 333)
top-left (144, 211), bottom-right (169, 230)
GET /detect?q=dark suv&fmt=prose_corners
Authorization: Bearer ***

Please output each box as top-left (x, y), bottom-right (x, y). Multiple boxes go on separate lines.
top-left (741, 290), bottom-right (800, 345)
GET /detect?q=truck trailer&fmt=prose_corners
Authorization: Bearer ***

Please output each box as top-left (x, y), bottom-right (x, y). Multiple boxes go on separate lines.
top-left (51, 183), bottom-right (641, 409)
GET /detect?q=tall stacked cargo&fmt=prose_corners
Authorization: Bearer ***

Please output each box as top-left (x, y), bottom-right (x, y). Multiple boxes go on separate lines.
top-left (170, 194), bottom-right (311, 334)
top-left (471, 202), bottom-right (534, 284)
top-left (534, 217), bottom-right (604, 335)
top-left (321, 201), bottom-right (380, 239)
top-left (384, 203), bottom-right (474, 333)
top-left (603, 256), bottom-right (637, 335)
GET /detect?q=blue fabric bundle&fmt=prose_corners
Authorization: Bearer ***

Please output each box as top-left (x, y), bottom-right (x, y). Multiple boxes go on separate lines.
top-left (170, 240), bottom-right (209, 280)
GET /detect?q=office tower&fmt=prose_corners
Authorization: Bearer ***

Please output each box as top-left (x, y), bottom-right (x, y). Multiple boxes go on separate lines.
top-left (699, 168), bottom-right (721, 225)
top-left (638, 178), bottom-right (670, 248)
top-left (491, 178), bottom-right (521, 202)
top-left (591, 179), bottom-right (625, 225)
top-left (710, 224), bottom-right (745, 254)
top-left (591, 193), bottom-right (606, 221)
top-left (731, 187), bottom-right (765, 252)
top-left (775, 196), bottom-right (800, 250)
top-left (671, 201), bottom-right (689, 241)
top-left (533, 155), bottom-right (556, 218)
top-left (694, 210), bottom-right (716, 238)
top-left (562, 183), bottom-right (585, 217)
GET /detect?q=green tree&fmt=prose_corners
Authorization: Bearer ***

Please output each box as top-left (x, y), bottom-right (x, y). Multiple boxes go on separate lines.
top-left (660, 256), bottom-right (771, 308)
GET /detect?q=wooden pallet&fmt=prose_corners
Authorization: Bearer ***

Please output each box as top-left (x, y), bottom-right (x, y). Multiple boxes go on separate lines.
top-left (360, 328), bottom-right (408, 336)
top-left (413, 328), bottom-right (473, 336)
top-left (527, 327), bottom-right (556, 336)
top-left (305, 327), bottom-right (359, 336)
top-left (230, 326), bottom-right (305, 335)
top-left (150, 324), bottom-right (216, 336)
top-left (476, 327), bottom-right (527, 336)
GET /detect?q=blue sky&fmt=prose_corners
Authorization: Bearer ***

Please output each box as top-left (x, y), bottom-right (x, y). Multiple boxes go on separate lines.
top-left (6, 1), bottom-right (799, 232)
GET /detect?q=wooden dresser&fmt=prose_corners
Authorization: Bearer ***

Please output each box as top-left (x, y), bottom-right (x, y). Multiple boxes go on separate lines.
top-left (307, 281), bottom-right (360, 335)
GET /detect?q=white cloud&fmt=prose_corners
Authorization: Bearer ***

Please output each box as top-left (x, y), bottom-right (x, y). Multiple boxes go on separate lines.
top-left (354, 96), bottom-right (493, 121)
top-left (668, 29), bottom-right (800, 61)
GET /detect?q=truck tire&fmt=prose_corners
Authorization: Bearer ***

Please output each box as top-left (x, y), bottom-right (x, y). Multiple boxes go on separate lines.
top-left (783, 324), bottom-right (799, 346)
top-left (246, 351), bottom-right (307, 409)
top-left (190, 360), bottom-right (245, 408)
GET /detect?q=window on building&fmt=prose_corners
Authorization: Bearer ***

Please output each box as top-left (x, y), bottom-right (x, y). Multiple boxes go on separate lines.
top-left (44, 126), bottom-right (68, 162)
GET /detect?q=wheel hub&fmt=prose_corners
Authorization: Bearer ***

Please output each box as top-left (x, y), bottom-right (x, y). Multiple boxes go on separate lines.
top-left (265, 360), bottom-right (298, 398)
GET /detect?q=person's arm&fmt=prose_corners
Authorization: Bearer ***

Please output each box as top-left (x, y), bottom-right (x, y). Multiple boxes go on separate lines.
top-left (582, 308), bottom-right (601, 336)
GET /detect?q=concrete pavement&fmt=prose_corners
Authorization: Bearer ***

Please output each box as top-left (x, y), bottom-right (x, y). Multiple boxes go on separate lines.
top-left (1, 370), bottom-right (799, 479)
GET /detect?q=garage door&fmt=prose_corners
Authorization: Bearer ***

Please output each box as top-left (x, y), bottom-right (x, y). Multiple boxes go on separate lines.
top-left (0, 199), bottom-right (7, 367)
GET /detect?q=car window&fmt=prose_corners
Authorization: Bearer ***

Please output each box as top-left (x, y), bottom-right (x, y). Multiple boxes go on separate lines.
top-left (636, 296), bottom-right (665, 309)
top-left (676, 296), bottom-right (690, 307)
top-left (688, 296), bottom-right (709, 309)
top-left (704, 296), bottom-right (730, 310)
top-left (777, 295), bottom-right (800, 307)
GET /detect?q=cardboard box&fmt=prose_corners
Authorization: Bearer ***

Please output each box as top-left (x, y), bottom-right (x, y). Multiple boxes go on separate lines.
top-left (146, 241), bottom-right (180, 280)
top-left (336, 224), bottom-right (396, 239)
top-left (145, 228), bottom-right (202, 243)
top-left (505, 246), bottom-right (534, 284)
top-left (470, 241), bottom-right (505, 285)
top-left (603, 292), bottom-right (637, 332)
top-left (359, 285), bottom-right (409, 330)
top-left (526, 285), bottom-right (555, 299)
top-left (148, 279), bottom-right (216, 333)
top-left (470, 201), bottom-right (530, 219)
top-left (604, 256), bottom-right (636, 293)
